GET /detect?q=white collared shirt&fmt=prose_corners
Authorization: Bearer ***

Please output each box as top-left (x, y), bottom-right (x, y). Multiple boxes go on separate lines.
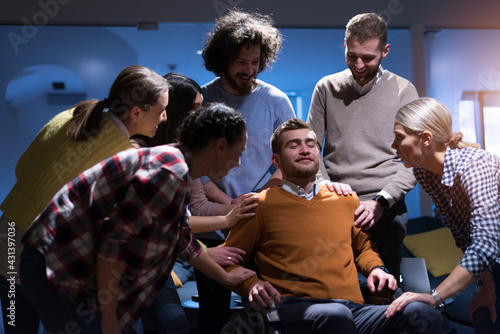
top-left (280, 179), bottom-right (320, 200)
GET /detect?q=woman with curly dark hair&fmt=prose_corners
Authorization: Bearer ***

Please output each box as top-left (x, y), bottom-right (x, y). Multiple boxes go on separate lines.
top-left (20, 103), bottom-right (255, 334)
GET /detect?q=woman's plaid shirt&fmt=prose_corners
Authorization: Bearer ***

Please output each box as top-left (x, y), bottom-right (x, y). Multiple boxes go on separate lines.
top-left (414, 147), bottom-right (500, 279)
top-left (23, 144), bottom-right (201, 331)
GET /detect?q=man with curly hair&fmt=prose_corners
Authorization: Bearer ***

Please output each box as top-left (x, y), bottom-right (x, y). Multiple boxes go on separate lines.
top-left (194, 9), bottom-right (295, 333)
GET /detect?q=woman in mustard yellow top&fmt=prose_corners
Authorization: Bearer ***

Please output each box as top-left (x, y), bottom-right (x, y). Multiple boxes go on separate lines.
top-left (0, 65), bottom-right (169, 334)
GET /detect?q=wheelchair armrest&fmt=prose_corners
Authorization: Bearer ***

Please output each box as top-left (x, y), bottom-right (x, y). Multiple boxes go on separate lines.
top-left (262, 302), bottom-right (280, 329)
top-left (221, 301), bottom-right (282, 334)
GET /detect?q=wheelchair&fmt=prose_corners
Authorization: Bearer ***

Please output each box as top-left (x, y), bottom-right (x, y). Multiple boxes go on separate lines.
top-left (220, 302), bottom-right (281, 334)
top-left (220, 258), bottom-right (439, 334)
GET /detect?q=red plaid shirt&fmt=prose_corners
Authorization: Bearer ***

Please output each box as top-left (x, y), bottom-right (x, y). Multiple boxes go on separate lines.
top-left (23, 144), bottom-right (201, 332)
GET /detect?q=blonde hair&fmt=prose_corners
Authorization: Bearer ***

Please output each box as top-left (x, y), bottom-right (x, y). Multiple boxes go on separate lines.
top-left (395, 97), bottom-right (479, 149)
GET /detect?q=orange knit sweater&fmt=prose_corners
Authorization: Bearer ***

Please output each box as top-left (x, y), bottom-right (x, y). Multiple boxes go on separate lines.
top-left (224, 184), bottom-right (383, 304)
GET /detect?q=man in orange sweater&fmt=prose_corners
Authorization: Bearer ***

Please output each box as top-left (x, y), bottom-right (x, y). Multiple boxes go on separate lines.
top-left (223, 118), bottom-right (443, 333)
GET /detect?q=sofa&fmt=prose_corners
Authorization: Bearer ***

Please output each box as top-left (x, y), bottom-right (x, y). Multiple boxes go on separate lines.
top-left (403, 216), bottom-right (475, 334)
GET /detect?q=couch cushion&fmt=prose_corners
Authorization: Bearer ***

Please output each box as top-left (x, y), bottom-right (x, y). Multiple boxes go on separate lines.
top-left (403, 227), bottom-right (464, 277)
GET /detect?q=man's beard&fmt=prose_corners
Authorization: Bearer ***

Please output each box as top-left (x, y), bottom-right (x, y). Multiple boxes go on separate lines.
top-left (349, 59), bottom-right (381, 86)
top-left (281, 160), bottom-right (319, 180)
top-left (352, 68), bottom-right (377, 86)
top-left (225, 72), bottom-right (256, 95)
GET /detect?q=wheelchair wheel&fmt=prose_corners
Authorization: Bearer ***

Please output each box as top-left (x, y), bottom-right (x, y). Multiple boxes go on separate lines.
top-left (220, 309), bottom-right (267, 334)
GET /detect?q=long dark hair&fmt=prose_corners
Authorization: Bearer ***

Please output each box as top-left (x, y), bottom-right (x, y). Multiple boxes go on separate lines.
top-left (66, 65), bottom-right (169, 141)
top-left (135, 73), bottom-right (202, 147)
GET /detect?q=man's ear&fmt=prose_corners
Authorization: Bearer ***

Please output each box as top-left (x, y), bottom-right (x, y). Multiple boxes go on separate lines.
top-left (381, 43), bottom-right (390, 59)
top-left (272, 153), bottom-right (281, 169)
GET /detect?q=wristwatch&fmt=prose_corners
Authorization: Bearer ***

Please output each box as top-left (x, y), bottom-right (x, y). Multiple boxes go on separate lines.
top-left (429, 289), bottom-right (446, 308)
top-left (370, 265), bottom-right (389, 274)
top-left (373, 194), bottom-right (390, 210)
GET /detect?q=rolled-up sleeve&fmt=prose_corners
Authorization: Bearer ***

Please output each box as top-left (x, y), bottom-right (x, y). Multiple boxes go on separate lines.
top-left (459, 159), bottom-right (500, 278)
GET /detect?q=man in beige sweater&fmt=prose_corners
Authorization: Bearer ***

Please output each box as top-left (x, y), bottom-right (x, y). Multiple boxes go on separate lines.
top-left (307, 13), bottom-right (419, 281)
top-left (223, 118), bottom-right (442, 334)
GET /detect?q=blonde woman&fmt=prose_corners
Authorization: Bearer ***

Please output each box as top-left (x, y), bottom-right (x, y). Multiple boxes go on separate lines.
top-left (387, 97), bottom-right (500, 333)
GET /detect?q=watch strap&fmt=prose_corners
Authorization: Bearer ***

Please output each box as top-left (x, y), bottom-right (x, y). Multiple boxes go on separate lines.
top-left (429, 289), bottom-right (446, 308)
top-left (373, 194), bottom-right (390, 210)
top-left (370, 265), bottom-right (389, 274)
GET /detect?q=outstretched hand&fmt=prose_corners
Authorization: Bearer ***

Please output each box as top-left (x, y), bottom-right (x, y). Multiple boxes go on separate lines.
top-left (385, 292), bottom-right (434, 318)
top-left (226, 193), bottom-right (259, 228)
top-left (232, 192), bottom-right (257, 204)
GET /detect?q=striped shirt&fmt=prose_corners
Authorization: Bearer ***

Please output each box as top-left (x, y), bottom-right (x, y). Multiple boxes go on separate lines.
top-left (23, 144), bottom-right (201, 332)
top-left (414, 147), bottom-right (500, 278)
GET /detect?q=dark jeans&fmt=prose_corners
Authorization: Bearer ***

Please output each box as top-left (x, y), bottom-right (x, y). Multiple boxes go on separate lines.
top-left (369, 200), bottom-right (408, 281)
top-left (278, 297), bottom-right (443, 334)
top-left (20, 246), bottom-right (101, 333)
top-left (194, 238), bottom-right (231, 334)
top-left (131, 274), bottom-right (190, 334)
top-left (0, 274), bottom-right (42, 334)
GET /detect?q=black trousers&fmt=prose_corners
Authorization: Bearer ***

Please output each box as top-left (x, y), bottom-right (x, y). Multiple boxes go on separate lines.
top-left (1, 273), bottom-right (40, 334)
top-left (368, 200), bottom-right (408, 282)
top-left (194, 238), bottom-right (231, 334)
